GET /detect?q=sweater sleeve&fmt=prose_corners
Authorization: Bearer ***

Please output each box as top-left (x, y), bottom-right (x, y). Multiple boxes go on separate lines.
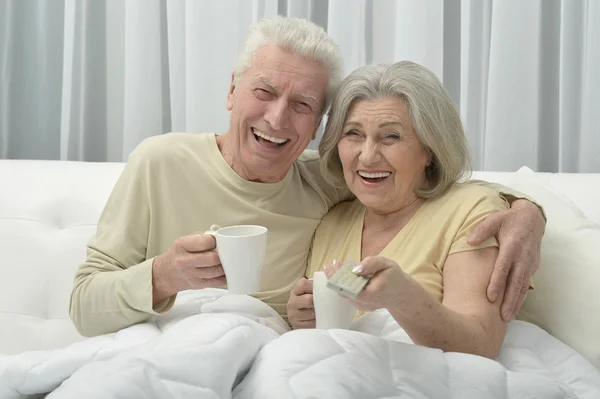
top-left (69, 141), bottom-right (175, 337)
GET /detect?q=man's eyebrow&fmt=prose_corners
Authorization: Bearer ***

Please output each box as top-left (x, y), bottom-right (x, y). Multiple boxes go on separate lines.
top-left (253, 78), bottom-right (318, 104)
top-left (253, 78), bottom-right (278, 90)
top-left (297, 92), bottom-right (318, 104)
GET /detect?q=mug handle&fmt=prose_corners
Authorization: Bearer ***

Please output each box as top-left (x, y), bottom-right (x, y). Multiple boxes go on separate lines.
top-left (203, 224), bottom-right (221, 250)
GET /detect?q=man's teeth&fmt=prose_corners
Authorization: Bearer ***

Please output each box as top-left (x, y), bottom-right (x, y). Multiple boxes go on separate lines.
top-left (253, 129), bottom-right (287, 144)
top-left (358, 171), bottom-right (391, 178)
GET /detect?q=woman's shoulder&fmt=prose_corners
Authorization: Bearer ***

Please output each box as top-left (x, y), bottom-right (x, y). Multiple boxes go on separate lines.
top-left (447, 182), bottom-right (502, 198)
top-left (322, 199), bottom-right (363, 223)
top-left (314, 199), bottom-right (363, 239)
top-left (427, 183), bottom-right (509, 214)
top-left (309, 199), bottom-right (363, 272)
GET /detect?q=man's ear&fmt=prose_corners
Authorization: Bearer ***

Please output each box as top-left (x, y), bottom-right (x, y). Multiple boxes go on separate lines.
top-left (227, 72), bottom-right (236, 111)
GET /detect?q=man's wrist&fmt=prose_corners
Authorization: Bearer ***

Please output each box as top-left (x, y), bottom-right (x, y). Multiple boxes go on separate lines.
top-left (503, 194), bottom-right (547, 222)
top-left (511, 198), bottom-right (543, 216)
top-left (510, 198), bottom-right (534, 209)
top-left (511, 198), bottom-right (547, 235)
top-left (152, 255), bottom-right (177, 306)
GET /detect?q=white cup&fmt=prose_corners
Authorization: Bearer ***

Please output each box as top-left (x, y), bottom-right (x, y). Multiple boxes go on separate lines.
top-left (204, 225), bottom-right (268, 295)
top-left (313, 271), bottom-right (357, 330)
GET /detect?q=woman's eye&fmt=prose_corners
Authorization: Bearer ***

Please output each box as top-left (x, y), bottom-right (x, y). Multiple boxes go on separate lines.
top-left (385, 133), bottom-right (401, 140)
top-left (344, 130), bottom-right (359, 136)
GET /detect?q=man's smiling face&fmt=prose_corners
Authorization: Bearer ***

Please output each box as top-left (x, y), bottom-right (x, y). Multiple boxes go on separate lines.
top-left (224, 44), bottom-right (329, 183)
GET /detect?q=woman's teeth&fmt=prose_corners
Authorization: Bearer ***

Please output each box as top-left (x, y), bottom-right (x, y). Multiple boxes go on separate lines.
top-left (358, 171), bottom-right (391, 179)
top-left (358, 171), bottom-right (391, 183)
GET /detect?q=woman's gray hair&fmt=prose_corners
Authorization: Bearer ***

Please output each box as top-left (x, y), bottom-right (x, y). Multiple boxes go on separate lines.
top-left (319, 61), bottom-right (472, 199)
top-left (234, 16), bottom-right (344, 114)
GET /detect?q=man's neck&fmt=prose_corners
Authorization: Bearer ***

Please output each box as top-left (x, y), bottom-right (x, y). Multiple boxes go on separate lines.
top-left (216, 133), bottom-right (288, 183)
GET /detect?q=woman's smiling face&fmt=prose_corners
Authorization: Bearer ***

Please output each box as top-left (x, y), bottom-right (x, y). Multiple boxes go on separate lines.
top-left (336, 96), bottom-right (430, 213)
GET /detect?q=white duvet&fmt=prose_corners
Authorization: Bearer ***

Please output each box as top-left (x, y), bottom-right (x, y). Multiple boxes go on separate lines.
top-left (1, 290), bottom-right (599, 399)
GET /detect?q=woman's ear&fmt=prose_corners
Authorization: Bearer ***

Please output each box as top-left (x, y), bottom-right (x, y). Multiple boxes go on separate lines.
top-left (227, 72), bottom-right (236, 111)
top-left (424, 148), bottom-right (434, 167)
top-left (425, 150), bottom-right (437, 179)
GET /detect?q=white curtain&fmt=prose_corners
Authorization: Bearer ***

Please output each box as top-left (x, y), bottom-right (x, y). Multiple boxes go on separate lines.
top-left (1, 0), bottom-right (598, 172)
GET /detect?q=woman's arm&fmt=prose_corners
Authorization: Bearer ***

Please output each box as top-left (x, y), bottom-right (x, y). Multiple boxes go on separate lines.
top-left (465, 180), bottom-right (545, 321)
top-left (345, 248), bottom-right (507, 358)
top-left (386, 247), bottom-right (507, 358)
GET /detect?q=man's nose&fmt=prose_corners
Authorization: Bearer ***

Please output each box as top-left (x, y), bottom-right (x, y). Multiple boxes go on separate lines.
top-left (264, 98), bottom-right (290, 130)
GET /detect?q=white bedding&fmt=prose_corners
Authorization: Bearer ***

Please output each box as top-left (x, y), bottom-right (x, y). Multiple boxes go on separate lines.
top-left (2, 290), bottom-right (599, 399)
top-left (235, 312), bottom-right (600, 398)
top-left (0, 290), bottom-right (288, 399)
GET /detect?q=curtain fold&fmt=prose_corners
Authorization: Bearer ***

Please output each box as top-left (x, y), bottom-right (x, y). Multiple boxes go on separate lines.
top-left (0, 0), bottom-right (598, 172)
top-left (579, 0), bottom-right (600, 172)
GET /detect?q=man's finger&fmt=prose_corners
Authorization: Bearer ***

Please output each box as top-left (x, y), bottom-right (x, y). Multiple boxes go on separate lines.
top-left (511, 283), bottom-right (530, 320)
top-left (191, 275), bottom-right (227, 289)
top-left (292, 319), bottom-right (316, 330)
top-left (295, 294), bottom-right (314, 310)
top-left (501, 267), bottom-right (526, 321)
top-left (194, 250), bottom-right (221, 268)
top-left (177, 234), bottom-right (217, 253)
top-left (467, 212), bottom-right (504, 245)
top-left (487, 250), bottom-right (512, 302)
top-left (210, 275), bottom-right (228, 289)
top-left (292, 278), bottom-right (313, 295)
top-left (293, 307), bottom-right (315, 322)
top-left (194, 265), bottom-right (225, 279)
top-left (177, 251), bottom-right (220, 269)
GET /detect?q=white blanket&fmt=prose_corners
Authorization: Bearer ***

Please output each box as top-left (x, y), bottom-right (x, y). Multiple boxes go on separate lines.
top-left (235, 311), bottom-right (600, 399)
top-left (2, 291), bottom-right (600, 399)
top-left (0, 290), bottom-right (288, 399)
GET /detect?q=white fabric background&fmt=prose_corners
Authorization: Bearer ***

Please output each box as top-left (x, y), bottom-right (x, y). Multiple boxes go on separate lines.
top-left (0, 0), bottom-right (598, 172)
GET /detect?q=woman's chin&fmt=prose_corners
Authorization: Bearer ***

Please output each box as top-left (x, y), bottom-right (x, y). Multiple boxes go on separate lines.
top-left (354, 194), bottom-right (388, 210)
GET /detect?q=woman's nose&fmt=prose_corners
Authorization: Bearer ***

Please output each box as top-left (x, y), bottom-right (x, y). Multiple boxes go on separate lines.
top-left (358, 140), bottom-right (381, 165)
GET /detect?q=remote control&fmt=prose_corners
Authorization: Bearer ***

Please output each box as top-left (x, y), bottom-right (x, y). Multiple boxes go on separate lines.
top-left (326, 260), bottom-right (370, 299)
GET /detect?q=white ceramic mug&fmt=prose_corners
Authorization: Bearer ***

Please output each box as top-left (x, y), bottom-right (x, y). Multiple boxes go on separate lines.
top-left (313, 271), bottom-right (357, 330)
top-left (204, 225), bottom-right (268, 295)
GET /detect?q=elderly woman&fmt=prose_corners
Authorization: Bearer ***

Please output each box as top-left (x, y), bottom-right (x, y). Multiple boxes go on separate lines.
top-left (287, 61), bottom-right (518, 359)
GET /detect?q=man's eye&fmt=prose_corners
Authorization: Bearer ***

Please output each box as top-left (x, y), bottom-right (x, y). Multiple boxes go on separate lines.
top-left (295, 101), bottom-right (312, 113)
top-left (255, 89), bottom-right (272, 99)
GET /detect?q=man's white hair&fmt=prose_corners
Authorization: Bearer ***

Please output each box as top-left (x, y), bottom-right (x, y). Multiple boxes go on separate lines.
top-left (234, 16), bottom-right (344, 114)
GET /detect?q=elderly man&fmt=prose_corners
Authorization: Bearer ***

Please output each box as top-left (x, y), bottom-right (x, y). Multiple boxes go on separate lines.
top-left (69, 16), bottom-right (545, 337)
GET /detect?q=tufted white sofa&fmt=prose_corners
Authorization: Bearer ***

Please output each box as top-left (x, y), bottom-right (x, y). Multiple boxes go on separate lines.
top-left (0, 160), bottom-right (125, 354)
top-left (1, 159), bottom-right (599, 369)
